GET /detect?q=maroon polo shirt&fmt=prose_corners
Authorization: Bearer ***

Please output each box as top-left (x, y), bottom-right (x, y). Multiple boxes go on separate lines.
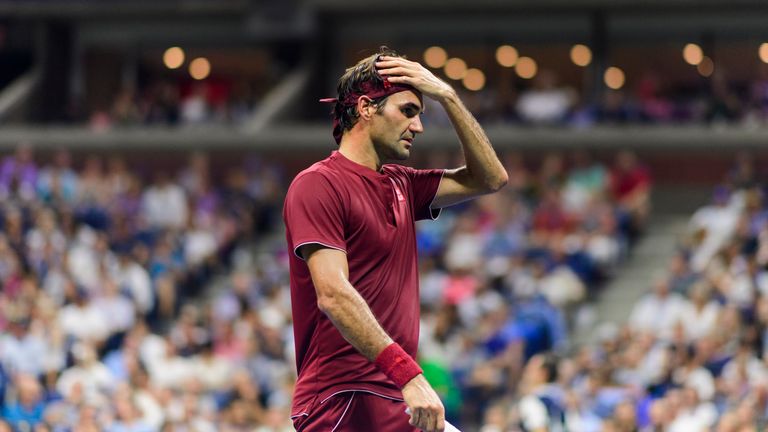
top-left (283, 150), bottom-right (443, 417)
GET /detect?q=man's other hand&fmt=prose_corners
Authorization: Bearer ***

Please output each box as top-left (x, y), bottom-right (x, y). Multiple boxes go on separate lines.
top-left (402, 374), bottom-right (446, 432)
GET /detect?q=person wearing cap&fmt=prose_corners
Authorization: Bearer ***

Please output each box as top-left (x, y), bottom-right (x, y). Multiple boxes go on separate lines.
top-left (283, 47), bottom-right (507, 432)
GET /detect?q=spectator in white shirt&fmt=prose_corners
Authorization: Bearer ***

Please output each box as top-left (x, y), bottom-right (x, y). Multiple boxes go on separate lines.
top-left (667, 387), bottom-right (717, 432)
top-left (58, 287), bottom-right (110, 344)
top-left (0, 315), bottom-right (47, 376)
top-left (56, 343), bottom-right (114, 402)
top-left (93, 277), bottom-right (136, 335)
top-left (191, 341), bottom-right (232, 392)
top-left (67, 226), bottom-right (109, 293)
top-left (516, 70), bottom-right (576, 125)
top-left (141, 172), bottom-right (188, 230)
top-left (111, 249), bottom-right (153, 315)
top-left (689, 186), bottom-right (744, 271)
top-left (629, 277), bottom-right (686, 340)
top-left (721, 341), bottom-right (768, 393)
top-left (184, 214), bottom-right (218, 266)
top-left (681, 282), bottom-right (721, 341)
top-left (517, 353), bottom-right (568, 432)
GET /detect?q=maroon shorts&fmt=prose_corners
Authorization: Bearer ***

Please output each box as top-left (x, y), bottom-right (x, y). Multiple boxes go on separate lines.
top-left (292, 391), bottom-right (419, 432)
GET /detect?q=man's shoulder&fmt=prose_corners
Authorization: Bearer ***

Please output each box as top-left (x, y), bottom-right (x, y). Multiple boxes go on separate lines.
top-left (291, 157), bottom-right (343, 186)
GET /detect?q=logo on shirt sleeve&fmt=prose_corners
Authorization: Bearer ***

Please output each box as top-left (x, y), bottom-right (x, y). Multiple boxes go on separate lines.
top-left (394, 186), bottom-right (405, 202)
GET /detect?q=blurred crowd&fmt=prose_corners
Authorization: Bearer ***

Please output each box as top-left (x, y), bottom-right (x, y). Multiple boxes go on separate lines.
top-left (75, 63), bottom-right (768, 131)
top-left (471, 152), bottom-right (768, 432)
top-left (0, 144), bottom-right (287, 431)
top-left (423, 68), bottom-right (768, 129)
top-left (0, 143), bottom-right (654, 431)
top-left (414, 149), bottom-right (651, 429)
top-left (88, 78), bottom-right (268, 131)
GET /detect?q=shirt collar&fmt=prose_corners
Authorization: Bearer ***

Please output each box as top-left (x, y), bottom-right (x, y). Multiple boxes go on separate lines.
top-left (330, 150), bottom-right (388, 180)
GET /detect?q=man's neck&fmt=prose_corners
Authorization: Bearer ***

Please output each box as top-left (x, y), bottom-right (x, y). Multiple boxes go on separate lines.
top-left (338, 132), bottom-right (382, 171)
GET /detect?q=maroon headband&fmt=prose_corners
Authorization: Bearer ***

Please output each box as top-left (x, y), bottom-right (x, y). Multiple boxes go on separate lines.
top-left (320, 77), bottom-right (415, 144)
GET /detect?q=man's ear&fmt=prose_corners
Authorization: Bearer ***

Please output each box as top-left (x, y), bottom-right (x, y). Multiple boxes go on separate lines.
top-left (357, 96), bottom-right (375, 121)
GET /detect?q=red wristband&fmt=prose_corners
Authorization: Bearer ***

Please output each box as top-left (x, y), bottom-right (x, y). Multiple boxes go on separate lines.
top-left (374, 343), bottom-right (423, 388)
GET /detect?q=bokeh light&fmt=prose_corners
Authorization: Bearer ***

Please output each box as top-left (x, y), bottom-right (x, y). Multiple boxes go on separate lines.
top-left (683, 43), bottom-right (703, 65)
top-left (463, 68), bottom-right (486, 91)
top-left (759, 43), bottom-right (768, 63)
top-left (424, 46), bottom-right (448, 69)
top-left (496, 45), bottom-right (519, 68)
top-left (604, 66), bottom-right (625, 89)
top-left (189, 57), bottom-right (211, 80)
top-left (444, 57), bottom-right (468, 80)
top-left (163, 47), bottom-right (185, 69)
top-left (515, 56), bottom-right (537, 79)
top-left (570, 44), bottom-right (592, 67)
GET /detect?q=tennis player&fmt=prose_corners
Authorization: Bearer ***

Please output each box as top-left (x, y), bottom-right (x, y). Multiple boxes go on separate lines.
top-left (284, 47), bottom-right (507, 431)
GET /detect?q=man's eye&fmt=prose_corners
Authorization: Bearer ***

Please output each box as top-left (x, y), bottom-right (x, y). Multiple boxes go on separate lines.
top-left (403, 108), bottom-right (417, 118)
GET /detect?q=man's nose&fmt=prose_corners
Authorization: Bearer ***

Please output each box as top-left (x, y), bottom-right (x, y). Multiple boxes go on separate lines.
top-left (409, 115), bottom-right (424, 134)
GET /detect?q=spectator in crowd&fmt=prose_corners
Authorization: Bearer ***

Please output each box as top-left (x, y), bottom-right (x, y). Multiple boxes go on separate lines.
top-left (2, 374), bottom-right (47, 431)
top-left (517, 353), bottom-right (568, 431)
top-left (628, 277), bottom-right (687, 340)
top-left (688, 185), bottom-right (743, 271)
top-left (37, 149), bottom-right (79, 206)
top-left (142, 171), bottom-right (188, 230)
top-left (0, 311), bottom-right (47, 377)
top-left (0, 142), bottom-right (38, 202)
top-left (609, 150), bottom-right (651, 238)
top-left (515, 70), bottom-right (576, 125)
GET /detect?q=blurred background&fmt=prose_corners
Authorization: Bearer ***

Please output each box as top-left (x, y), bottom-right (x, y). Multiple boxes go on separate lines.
top-left (2, 0), bottom-right (768, 431)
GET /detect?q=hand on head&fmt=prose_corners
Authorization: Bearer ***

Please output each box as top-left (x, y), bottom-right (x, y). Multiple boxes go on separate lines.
top-left (376, 56), bottom-right (455, 101)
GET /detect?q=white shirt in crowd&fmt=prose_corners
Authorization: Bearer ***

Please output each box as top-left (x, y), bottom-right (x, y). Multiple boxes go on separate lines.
top-left (0, 332), bottom-right (47, 375)
top-left (67, 238), bottom-right (101, 291)
top-left (516, 88), bottom-right (574, 124)
top-left (184, 227), bottom-right (217, 265)
top-left (539, 265), bottom-right (586, 307)
top-left (668, 402), bottom-right (718, 432)
top-left (629, 292), bottom-right (687, 340)
top-left (141, 182), bottom-right (188, 230)
top-left (674, 367), bottom-right (716, 402)
top-left (57, 360), bottom-right (115, 401)
top-left (93, 293), bottom-right (136, 335)
top-left (721, 354), bottom-right (768, 387)
top-left (680, 301), bottom-right (720, 341)
top-left (112, 259), bottom-right (153, 314)
top-left (519, 394), bottom-right (551, 431)
top-left (518, 392), bottom-right (568, 432)
top-left (689, 194), bottom-right (743, 272)
top-left (58, 302), bottom-right (110, 343)
top-left (192, 354), bottom-right (233, 392)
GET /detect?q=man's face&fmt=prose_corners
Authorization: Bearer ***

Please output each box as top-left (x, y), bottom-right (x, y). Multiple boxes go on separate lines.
top-left (368, 90), bottom-right (424, 162)
top-left (522, 355), bottom-right (546, 386)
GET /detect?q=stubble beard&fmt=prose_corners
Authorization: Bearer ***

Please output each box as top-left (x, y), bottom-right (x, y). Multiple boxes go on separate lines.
top-left (372, 136), bottom-right (410, 163)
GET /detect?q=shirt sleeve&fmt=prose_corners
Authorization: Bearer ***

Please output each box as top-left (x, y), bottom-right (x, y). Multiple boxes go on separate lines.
top-left (283, 172), bottom-right (346, 259)
top-left (519, 395), bottom-right (548, 429)
top-left (404, 167), bottom-right (445, 221)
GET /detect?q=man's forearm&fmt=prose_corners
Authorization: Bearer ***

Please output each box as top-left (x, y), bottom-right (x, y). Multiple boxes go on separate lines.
top-left (317, 278), bottom-right (394, 361)
top-left (440, 92), bottom-right (507, 191)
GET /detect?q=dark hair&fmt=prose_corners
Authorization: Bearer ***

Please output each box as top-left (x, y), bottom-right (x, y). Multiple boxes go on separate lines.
top-left (540, 353), bottom-right (560, 383)
top-left (333, 46), bottom-right (405, 135)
